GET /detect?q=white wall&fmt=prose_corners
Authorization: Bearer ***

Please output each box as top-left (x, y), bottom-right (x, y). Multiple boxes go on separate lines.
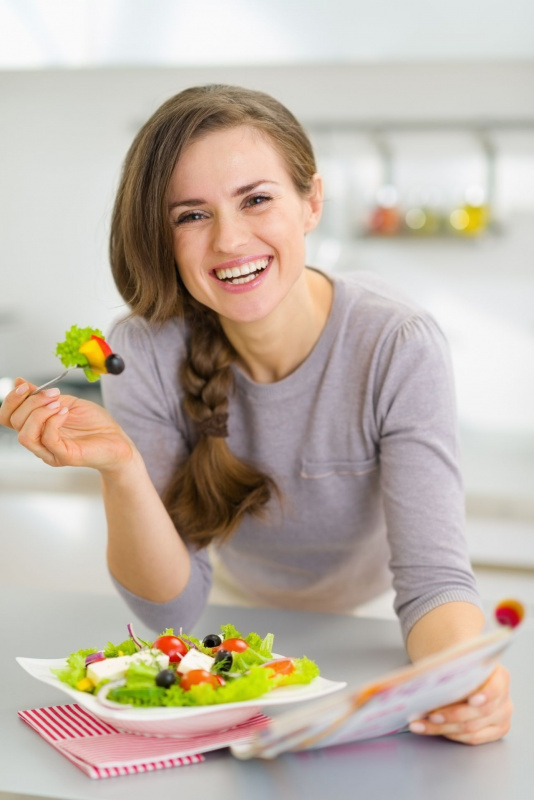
top-left (2, 0), bottom-right (534, 66)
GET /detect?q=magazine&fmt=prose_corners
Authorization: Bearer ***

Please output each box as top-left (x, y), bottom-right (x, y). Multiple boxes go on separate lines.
top-left (231, 621), bottom-right (520, 760)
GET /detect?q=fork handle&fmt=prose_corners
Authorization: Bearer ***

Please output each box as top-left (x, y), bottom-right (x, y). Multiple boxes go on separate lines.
top-left (29, 367), bottom-right (81, 395)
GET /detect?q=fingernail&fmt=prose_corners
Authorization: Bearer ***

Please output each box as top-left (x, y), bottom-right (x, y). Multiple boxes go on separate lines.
top-left (43, 388), bottom-right (60, 397)
top-left (58, 407), bottom-right (69, 415)
top-left (429, 713), bottom-right (445, 724)
top-left (47, 400), bottom-right (60, 409)
top-left (410, 722), bottom-right (426, 733)
top-left (469, 693), bottom-right (486, 707)
top-left (15, 383), bottom-right (29, 395)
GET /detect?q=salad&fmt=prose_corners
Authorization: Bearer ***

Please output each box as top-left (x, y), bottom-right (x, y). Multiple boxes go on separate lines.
top-left (52, 623), bottom-right (320, 709)
top-left (55, 325), bottom-right (125, 382)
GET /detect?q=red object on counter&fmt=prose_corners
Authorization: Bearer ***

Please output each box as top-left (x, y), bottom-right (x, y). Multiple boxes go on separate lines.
top-left (494, 599), bottom-right (525, 629)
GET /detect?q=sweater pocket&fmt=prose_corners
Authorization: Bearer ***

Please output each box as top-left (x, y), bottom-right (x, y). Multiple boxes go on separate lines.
top-left (300, 456), bottom-right (378, 479)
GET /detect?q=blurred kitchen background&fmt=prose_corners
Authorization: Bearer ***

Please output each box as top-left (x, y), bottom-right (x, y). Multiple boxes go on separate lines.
top-left (1, 0), bottom-right (533, 619)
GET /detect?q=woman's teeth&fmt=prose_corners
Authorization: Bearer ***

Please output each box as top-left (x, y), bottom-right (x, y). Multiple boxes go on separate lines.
top-left (215, 257), bottom-right (270, 284)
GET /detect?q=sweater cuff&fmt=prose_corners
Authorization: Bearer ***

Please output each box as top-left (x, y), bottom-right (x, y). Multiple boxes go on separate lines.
top-left (398, 589), bottom-right (485, 645)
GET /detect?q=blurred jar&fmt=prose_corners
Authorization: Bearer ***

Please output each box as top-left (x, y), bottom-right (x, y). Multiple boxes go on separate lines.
top-left (367, 185), bottom-right (403, 236)
top-left (449, 185), bottom-right (490, 236)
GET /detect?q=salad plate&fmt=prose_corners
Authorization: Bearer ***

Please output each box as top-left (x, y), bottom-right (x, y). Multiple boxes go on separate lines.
top-left (17, 656), bottom-right (346, 738)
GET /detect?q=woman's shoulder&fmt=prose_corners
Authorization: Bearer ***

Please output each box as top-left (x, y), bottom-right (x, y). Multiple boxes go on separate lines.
top-left (106, 313), bottom-right (189, 366)
top-left (333, 270), bottom-right (426, 319)
top-left (330, 270), bottom-right (447, 354)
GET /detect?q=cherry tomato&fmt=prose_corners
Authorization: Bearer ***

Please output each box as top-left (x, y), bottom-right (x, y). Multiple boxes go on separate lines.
top-left (213, 638), bottom-right (248, 653)
top-left (262, 659), bottom-right (295, 676)
top-left (153, 635), bottom-right (188, 662)
top-left (180, 670), bottom-right (223, 691)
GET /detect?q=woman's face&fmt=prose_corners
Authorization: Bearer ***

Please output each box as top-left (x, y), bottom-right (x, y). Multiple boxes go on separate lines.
top-left (167, 126), bottom-right (322, 325)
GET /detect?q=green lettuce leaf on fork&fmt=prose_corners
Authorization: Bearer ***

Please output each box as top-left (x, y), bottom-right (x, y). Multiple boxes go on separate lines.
top-left (55, 324), bottom-right (104, 382)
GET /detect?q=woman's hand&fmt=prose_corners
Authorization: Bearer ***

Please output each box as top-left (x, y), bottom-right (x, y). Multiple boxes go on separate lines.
top-left (0, 377), bottom-right (134, 473)
top-left (409, 664), bottom-right (512, 745)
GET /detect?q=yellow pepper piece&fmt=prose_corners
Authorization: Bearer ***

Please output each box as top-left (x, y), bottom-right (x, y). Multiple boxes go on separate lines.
top-left (78, 338), bottom-right (107, 373)
top-left (76, 677), bottom-right (94, 692)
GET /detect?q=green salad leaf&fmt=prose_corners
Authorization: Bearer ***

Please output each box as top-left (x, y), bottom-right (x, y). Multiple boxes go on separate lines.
top-left (51, 648), bottom-right (98, 688)
top-left (55, 324), bottom-right (104, 382)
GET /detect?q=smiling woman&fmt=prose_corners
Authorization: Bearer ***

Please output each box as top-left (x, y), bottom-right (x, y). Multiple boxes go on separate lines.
top-left (0, 84), bottom-right (513, 746)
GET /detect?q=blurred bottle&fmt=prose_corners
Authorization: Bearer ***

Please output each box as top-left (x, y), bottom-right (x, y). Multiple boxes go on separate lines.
top-left (449, 184), bottom-right (490, 237)
top-left (367, 184), bottom-right (402, 236)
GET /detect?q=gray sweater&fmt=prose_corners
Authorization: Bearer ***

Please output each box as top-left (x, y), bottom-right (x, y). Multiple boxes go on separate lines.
top-left (102, 271), bottom-right (482, 641)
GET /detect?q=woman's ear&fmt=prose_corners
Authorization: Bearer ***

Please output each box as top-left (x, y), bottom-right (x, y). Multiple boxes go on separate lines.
top-left (304, 173), bottom-right (324, 233)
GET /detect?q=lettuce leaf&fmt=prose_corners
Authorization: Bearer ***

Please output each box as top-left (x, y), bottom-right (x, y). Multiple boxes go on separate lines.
top-left (103, 639), bottom-right (138, 658)
top-left (270, 656), bottom-right (320, 688)
top-left (51, 648), bottom-right (97, 688)
top-left (55, 324), bottom-right (104, 382)
top-left (109, 664), bottom-right (274, 707)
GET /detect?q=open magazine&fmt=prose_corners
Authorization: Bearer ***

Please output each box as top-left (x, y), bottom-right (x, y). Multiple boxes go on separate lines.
top-left (231, 605), bottom-right (523, 760)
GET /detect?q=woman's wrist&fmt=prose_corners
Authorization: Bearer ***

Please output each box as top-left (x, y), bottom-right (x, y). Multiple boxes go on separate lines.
top-left (98, 437), bottom-right (144, 483)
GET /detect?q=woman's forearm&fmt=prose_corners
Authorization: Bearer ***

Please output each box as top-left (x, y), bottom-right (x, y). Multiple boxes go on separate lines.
top-left (406, 602), bottom-right (485, 662)
top-left (100, 449), bottom-right (191, 602)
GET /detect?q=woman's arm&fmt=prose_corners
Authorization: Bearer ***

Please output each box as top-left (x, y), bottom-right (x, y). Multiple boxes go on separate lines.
top-left (0, 377), bottom-right (212, 630)
top-left (1, 379), bottom-right (192, 600)
top-left (101, 448), bottom-right (191, 602)
top-left (406, 602), bottom-right (512, 745)
top-left (406, 601), bottom-right (484, 661)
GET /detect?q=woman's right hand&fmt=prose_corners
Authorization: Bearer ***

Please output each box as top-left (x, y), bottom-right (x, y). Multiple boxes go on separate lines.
top-left (0, 377), bottom-right (135, 473)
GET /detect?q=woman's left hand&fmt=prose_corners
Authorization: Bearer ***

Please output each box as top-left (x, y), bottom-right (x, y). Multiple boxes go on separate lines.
top-left (408, 664), bottom-right (512, 745)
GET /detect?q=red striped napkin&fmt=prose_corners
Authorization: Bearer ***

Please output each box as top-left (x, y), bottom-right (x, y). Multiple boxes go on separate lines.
top-left (18, 703), bottom-right (270, 779)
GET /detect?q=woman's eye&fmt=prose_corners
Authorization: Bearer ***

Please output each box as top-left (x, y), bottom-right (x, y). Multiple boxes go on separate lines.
top-left (175, 211), bottom-right (206, 225)
top-left (245, 194), bottom-right (271, 208)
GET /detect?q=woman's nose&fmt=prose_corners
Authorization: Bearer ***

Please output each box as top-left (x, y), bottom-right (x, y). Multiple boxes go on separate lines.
top-left (211, 212), bottom-right (250, 253)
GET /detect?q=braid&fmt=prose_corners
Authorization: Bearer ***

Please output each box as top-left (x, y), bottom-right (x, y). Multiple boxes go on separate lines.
top-left (162, 301), bottom-right (278, 549)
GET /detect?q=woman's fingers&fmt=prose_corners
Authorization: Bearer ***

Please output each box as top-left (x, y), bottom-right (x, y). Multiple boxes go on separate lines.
top-left (0, 378), bottom-right (35, 428)
top-left (409, 665), bottom-right (513, 745)
top-left (15, 393), bottom-right (70, 465)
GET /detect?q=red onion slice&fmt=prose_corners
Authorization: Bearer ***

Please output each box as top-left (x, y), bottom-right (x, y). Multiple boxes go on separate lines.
top-left (85, 651), bottom-right (105, 666)
top-left (126, 622), bottom-right (144, 650)
top-left (179, 635), bottom-right (197, 650)
top-left (95, 680), bottom-right (132, 710)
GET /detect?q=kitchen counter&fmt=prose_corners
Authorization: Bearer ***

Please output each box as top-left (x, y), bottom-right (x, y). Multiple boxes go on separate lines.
top-left (1, 587), bottom-right (532, 800)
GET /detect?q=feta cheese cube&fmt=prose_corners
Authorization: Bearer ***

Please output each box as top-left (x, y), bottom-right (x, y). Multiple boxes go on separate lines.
top-left (85, 650), bottom-right (170, 685)
top-left (177, 649), bottom-right (215, 675)
top-left (86, 654), bottom-right (133, 684)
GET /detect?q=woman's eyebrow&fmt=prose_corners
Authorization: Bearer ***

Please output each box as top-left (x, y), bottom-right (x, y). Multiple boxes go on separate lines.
top-left (168, 180), bottom-right (280, 211)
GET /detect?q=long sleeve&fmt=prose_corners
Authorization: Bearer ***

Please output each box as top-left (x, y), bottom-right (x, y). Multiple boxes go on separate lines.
top-left (375, 313), bottom-right (482, 640)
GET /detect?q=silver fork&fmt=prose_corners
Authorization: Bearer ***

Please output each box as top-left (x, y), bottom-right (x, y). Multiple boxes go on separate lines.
top-left (30, 366), bottom-right (84, 395)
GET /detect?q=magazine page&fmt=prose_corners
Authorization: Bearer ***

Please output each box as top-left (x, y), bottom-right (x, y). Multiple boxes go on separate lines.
top-left (231, 626), bottom-right (516, 760)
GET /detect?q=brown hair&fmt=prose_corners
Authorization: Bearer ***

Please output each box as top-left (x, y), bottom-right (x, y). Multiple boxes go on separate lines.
top-left (109, 84), bottom-right (317, 548)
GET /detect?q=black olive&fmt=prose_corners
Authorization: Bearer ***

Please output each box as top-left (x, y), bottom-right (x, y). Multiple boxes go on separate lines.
top-left (214, 649), bottom-right (232, 671)
top-left (105, 353), bottom-right (125, 375)
top-left (202, 633), bottom-right (222, 648)
top-left (155, 668), bottom-right (177, 688)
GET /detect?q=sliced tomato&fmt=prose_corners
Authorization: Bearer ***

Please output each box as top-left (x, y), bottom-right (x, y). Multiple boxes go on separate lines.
top-left (262, 659), bottom-right (295, 676)
top-left (153, 635), bottom-right (188, 662)
top-left (180, 669), bottom-right (223, 691)
top-left (213, 638), bottom-right (248, 653)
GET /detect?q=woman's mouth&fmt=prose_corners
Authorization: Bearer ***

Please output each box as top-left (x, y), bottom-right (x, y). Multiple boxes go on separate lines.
top-left (212, 257), bottom-right (272, 285)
